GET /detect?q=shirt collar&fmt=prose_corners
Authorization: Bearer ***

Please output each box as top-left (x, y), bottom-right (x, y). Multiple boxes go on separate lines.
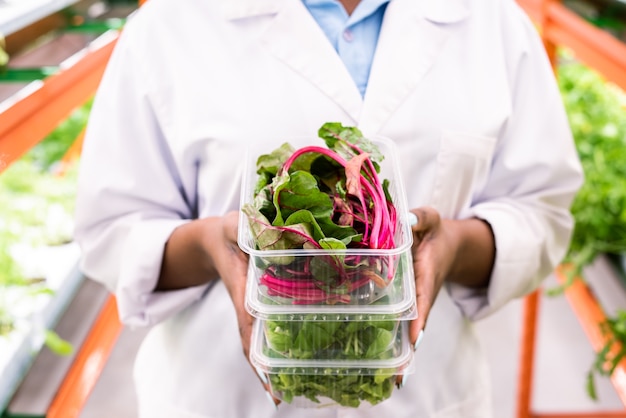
top-left (350, 0), bottom-right (391, 24)
top-left (301, 0), bottom-right (391, 18)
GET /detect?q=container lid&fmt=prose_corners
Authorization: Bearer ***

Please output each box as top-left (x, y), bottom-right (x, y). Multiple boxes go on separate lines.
top-left (249, 319), bottom-right (415, 375)
top-left (244, 252), bottom-right (418, 321)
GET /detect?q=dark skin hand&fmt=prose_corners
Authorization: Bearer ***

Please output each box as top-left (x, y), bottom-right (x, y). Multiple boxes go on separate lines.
top-left (154, 212), bottom-right (278, 403)
top-left (155, 206), bottom-right (495, 401)
top-left (407, 207), bottom-right (495, 345)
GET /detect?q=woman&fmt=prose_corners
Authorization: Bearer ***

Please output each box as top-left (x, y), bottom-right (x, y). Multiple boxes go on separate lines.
top-left (74, 0), bottom-right (583, 416)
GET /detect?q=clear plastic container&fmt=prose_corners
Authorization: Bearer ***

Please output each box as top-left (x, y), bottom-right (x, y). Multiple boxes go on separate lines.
top-left (261, 317), bottom-right (402, 360)
top-left (244, 252), bottom-right (418, 321)
top-left (238, 136), bottom-right (413, 307)
top-left (250, 319), bottom-right (415, 409)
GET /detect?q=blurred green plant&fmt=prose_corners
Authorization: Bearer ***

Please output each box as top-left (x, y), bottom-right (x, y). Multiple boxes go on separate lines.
top-left (0, 101), bottom-right (90, 356)
top-left (556, 51), bottom-right (626, 400)
top-left (558, 53), bottom-right (626, 286)
top-left (0, 33), bottom-right (8, 69)
top-left (25, 101), bottom-right (92, 171)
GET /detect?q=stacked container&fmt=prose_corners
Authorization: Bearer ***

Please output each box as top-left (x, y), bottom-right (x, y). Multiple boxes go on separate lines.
top-left (238, 136), bottom-right (416, 409)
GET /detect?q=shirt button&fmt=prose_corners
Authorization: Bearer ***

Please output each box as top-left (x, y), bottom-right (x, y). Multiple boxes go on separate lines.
top-left (343, 29), bottom-right (353, 42)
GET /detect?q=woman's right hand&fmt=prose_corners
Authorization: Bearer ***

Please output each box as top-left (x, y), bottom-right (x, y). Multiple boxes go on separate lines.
top-left (158, 211), bottom-right (280, 407)
top-left (205, 211), bottom-right (281, 407)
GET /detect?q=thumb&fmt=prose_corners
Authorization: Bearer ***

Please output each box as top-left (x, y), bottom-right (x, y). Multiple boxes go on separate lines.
top-left (408, 207), bottom-right (440, 235)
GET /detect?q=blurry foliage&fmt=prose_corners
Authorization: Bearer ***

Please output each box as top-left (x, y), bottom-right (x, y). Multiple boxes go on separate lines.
top-left (556, 51), bottom-right (626, 400)
top-left (24, 101), bottom-right (92, 171)
top-left (558, 52), bottom-right (626, 285)
top-left (586, 310), bottom-right (626, 400)
top-left (0, 102), bottom-right (90, 357)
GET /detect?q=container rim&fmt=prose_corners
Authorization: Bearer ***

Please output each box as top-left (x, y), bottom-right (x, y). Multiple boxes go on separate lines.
top-left (249, 320), bottom-right (415, 374)
top-left (244, 258), bottom-right (419, 320)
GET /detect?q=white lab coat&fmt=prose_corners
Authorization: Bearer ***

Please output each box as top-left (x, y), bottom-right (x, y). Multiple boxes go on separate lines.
top-left (74, 0), bottom-right (583, 416)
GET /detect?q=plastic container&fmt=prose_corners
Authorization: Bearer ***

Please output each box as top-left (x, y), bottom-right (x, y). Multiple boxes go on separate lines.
top-left (250, 319), bottom-right (415, 409)
top-left (244, 252), bottom-right (418, 321)
top-left (238, 136), bottom-right (413, 307)
top-left (261, 316), bottom-right (402, 360)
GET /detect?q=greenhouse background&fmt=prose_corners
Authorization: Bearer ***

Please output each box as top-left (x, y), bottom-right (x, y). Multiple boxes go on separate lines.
top-left (1, 0), bottom-right (626, 417)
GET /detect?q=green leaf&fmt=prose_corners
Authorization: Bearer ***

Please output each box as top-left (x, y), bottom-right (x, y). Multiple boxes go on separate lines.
top-left (319, 220), bottom-right (361, 245)
top-left (44, 330), bottom-right (74, 356)
top-left (265, 321), bottom-right (297, 352)
top-left (308, 155), bottom-right (344, 191)
top-left (586, 370), bottom-right (598, 401)
top-left (309, 239), bottom-right (347, 286)
top-left (242, 204), bottom-right (313, 264)
top-left (319, 237), bottom-right (347, 251)
top-left (272, 171), bottom-right (334, 226)
top-left (284, 210), bottom-right (326, 242)
top-left (318, 122), bottom-right (384, 166)
top-left (365, 328), bottom-right (394, 358)
top-left (256, 142), bottom-right (294, 177)
top-left (298, 322), bottom-right (336, 352)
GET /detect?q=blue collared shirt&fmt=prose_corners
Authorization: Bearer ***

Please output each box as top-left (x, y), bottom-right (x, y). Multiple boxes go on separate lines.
top-left (302, 0), bottom-right (390, 97)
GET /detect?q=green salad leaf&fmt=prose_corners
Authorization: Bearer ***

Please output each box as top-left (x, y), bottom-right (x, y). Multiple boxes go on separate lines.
top-left (264, 318), bottom-right (400, 407)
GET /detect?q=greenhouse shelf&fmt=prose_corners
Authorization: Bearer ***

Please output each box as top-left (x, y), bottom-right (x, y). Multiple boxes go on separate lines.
top-left (0, 243), bottom-right (83, 413)
top-left (517, 0), bottom-right (626, 91)
top-left (0, 0), bottom-right (80, 36)
top-left (0, 29), bottom-right (118, 168)
top-left (0, 2), bottom-right (135, 417)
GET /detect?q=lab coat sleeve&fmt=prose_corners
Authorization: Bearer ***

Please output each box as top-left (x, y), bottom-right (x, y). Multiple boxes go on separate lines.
top-left (74, 16), bottom-right (209, 327)
top-left (446, 5), bottom-right (584, 320)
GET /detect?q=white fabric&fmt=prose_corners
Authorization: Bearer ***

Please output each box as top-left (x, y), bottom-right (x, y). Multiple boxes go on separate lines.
top-left (73, 0), bottom-right (583, 416)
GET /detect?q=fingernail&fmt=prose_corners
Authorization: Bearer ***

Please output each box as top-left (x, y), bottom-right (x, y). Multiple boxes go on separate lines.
top-left (255, 366), bottom-right (268, 385)
top-left (408, 212), bottom-right (418, 227)
top-left (414, 329), bottom-right (424, 351)
top-left (265, 390), bottom-right (278, 410)
top-left (402, 373), bottom-right (409, 388)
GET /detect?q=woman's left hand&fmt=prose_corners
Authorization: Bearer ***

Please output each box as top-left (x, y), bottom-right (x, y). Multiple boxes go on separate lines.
top-left (407, 206), bottom-right (495, 348)
top-left (407, 207), bottom-right (455, 347)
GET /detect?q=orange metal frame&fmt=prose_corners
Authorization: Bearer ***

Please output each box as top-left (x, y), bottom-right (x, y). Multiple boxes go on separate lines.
top-left (515, 0), bottom-right (626, 416)
top-left (517, 0), bottom-right (626, 92)
top-left (517, 282), bottom-right (626, 418)
top-left (47, 296), bottom-right (122, 418)
top-left (0, 35), bottom-right (116, 170)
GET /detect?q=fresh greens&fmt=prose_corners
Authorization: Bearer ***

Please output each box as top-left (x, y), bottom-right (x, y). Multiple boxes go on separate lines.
top-left (24, 101), bottom-right (92, 171)
top-left (268, 368), bottom-right (395, 407)
top-left (0, 159), bottom-right (78, 355)
top-left (556, 52), bottom-right (626, 399)
top-left (558, 55), bottom-right (626, 285)
top-left (0, 103), bottom-right (87, 353)
top-left (243, 122), bottom-right (399, 305)
top-left (264, 319), bottom-right (397, 359)
top-left (245, 123), bottom-right (408, 407)
top-left (264, 318), bottom-right (400, 407)
top-left (586, 310), bottom-right (626, 401)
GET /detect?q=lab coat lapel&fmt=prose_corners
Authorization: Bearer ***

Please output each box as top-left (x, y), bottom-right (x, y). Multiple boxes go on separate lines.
top-left (223, 0), bottom-right (362, 121)
top-left (258, 1), bottom-right (363, 121)
top-left (359, 0), bottom-right (470, 134)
